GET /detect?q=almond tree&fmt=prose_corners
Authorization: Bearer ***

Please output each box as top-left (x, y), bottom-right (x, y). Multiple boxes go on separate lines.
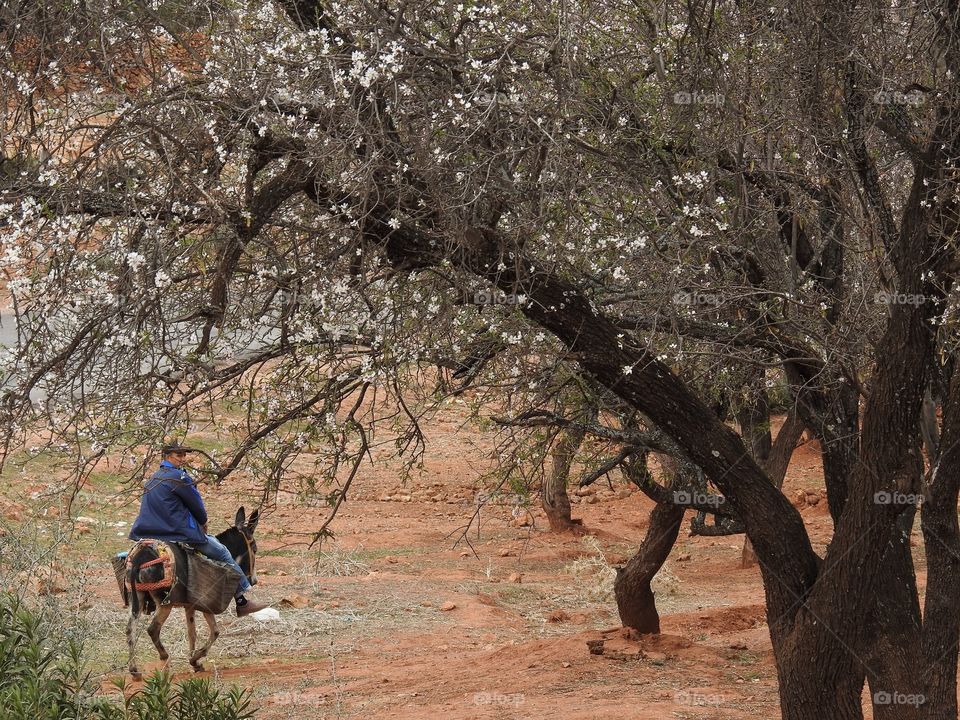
top-left (2, 1), bottom-right (960, 717)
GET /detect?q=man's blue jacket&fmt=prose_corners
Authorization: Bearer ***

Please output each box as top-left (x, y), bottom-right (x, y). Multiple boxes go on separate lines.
top-left (129, 460), bottom-right (208, 545)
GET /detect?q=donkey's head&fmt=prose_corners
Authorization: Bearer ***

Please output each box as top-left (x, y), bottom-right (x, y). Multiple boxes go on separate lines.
top-left (215, 506), bottom-right (260, 586)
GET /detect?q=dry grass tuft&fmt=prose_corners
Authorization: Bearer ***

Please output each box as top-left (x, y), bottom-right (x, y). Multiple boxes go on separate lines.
top-left (564, 536), bottom-right (617, 604)
top-left (311, 543), bottom-right (370, 577)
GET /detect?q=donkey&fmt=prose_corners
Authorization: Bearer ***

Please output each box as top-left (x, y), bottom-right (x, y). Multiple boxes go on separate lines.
top-left (125, 507), bottom-right (259, 678)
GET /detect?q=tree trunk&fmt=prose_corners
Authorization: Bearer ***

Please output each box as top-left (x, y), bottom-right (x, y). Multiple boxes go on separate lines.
top-left (542, 424), bottom-right (586, 532)
top-left (736, 383), bottom-right (772, 462)
top-left (863, 507), bottom-right (924, 720)
top-left (737, 380), bottom-right (772, 568)
top-left (776, 639), bottom-right (866, 720)
top-left (788, 374), bottom-right (861, 526)
top-left (920, 386), bottom-right (940, 463)
top-left (613, 454), bottom-right (684, 633)
top-left (742, 409), bottom-right (805, 567)
top-left (920, 367), bottom-right (960, 719)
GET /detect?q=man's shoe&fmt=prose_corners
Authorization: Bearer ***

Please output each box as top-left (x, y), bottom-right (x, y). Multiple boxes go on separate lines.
top-left (236, 598), bottom-right (270, 617)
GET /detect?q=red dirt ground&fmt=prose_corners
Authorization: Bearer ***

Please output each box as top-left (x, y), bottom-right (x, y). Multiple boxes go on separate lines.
top-left (7, 410), bottom-right (903, 719)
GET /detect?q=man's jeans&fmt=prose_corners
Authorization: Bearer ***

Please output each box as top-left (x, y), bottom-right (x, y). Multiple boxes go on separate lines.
top-left (193, 534), bottom-right (251, 596)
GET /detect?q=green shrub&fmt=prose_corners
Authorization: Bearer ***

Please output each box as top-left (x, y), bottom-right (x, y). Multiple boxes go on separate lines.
top-left (0, 593), bottom-right (255, 720)
top-left (101, 673), bottom-right (255, 720)
top-left (0, 593), bottom-right (91, 719)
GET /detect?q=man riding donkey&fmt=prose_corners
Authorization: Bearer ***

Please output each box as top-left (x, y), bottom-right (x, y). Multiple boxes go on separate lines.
top-left (129, 442), bottom-right (270, 617)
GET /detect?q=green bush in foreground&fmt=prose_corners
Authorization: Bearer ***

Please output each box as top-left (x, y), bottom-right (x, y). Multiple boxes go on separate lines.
top-left (0, 593), bottom-right (255, 720)
top-left (0, 593), bottom-right (91, 720)
top-left (100, 673), bottom-right (255, 720)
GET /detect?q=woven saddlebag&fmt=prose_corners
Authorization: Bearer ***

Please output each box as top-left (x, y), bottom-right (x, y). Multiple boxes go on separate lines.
top-left (186, 551), bottom-right (243, 614)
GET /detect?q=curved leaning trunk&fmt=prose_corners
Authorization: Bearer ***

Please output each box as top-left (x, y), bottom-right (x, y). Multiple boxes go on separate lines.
top-left (613, 455), bottom-right (685, 633)
top-left (614, 500), bottom-right (684, 633)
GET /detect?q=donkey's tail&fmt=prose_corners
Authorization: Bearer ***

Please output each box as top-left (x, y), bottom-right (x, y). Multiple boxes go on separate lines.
top-left (127, 562), bottom-right (140, 617)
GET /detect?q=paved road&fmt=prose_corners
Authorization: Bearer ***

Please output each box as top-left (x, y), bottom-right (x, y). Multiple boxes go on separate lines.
top-left (0, 308), bottom-right (281, 403)
top-left (0, 310), bottom-right (15, 348)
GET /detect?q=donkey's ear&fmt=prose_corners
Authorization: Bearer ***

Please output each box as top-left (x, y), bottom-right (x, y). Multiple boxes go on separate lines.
top-left (247, 509), bottom-right (260, 532)
top-left (234, 507), bottom-right (246, 527)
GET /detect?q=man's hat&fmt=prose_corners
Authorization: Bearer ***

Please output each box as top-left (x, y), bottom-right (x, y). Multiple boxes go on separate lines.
top-left (161, 442), bottom-right (196, 455)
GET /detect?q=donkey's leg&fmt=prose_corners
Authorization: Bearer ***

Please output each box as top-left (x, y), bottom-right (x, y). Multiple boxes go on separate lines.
top-left (185, 608), bottom-right (199, 670)
top-left (126, 611), bottom-right (142, 680)
top-left (189, 612), bottom-right (219, 672)
top-left (146, 603), bottom-right (173, 664)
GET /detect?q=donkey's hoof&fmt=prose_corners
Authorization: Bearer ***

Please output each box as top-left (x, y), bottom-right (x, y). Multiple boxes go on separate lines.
top-left (130, 671), bottom-right (142, 681)
top-left (190, 661), bottom-right (205, 673)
